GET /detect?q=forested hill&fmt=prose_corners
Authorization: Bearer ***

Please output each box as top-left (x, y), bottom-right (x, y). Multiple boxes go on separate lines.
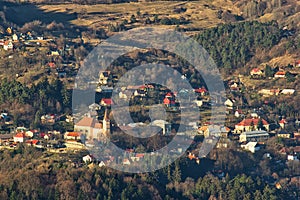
top-left (194, 21), bottom-right (283, 71)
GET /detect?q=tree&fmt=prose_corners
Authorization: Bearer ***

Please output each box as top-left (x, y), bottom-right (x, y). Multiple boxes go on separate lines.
top-left (257, 118), bottom-right (265, 130)
top-left (172, 161), bottom-right (181, 183)
top-left (286, 72), bottom-right (295, 83)
top-left (265, 65), bottom-right (274, 77)
top-left (130, 15), bottom-right (136, 23)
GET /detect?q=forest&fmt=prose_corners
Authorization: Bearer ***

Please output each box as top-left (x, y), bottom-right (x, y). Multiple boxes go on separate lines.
top-left (0, 145), bottom-right (295, 200)
top-left (0, 78), bottom-right (71, 128)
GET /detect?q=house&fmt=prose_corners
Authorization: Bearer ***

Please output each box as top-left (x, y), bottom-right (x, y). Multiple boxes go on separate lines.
top-left (163, 97), bottom-right (176, 107)
top-left (139, 84), bottom-right (155, 92)
top-left (195, 87), bottom-right (208, 96)
top-left (277, 130), bottom-right (292, 138)
top-left (12, 34), bottom-right (18, 41)
top-left (0, 134), bottom-right (13, 145)
top-left (274, 71), bottom-right (286, 78)
top-left (119, 90), bottom-right (132, 100)
top-left (151, 119), bottom-right (172, 135)
top-left (250, 68), bottom-right (264, 77)
top-left (216, 138), bottom-right (231, 148)
top-left (83, 155), bottom-right (93, 163)
top-left (295, 60), bottom-right (300, 67)
top-left (51, 50), bottom-right (60, 56)
top-left (259, 89), bottom-right (280, 96)
top-left (13, 132), bottom-right (26, 143)
top-left (123, 158), bottom-right (131, 165)
top-left (287, 154), bottom-right (298, 161)
top-left (224, 99), bottom-right (234, 109)
top-left (37, 36), bottom-right (44, 40)
top-left (48, 62), bottom-right (56, 68)
top-left (250, 112), bottom-right (259, 118)
top-left (88, 103), bottom-right (100, 111)
top-left (198, 125), bottom-right (230, 138)
top-left (41, 114), bottom-right (56, 124)
top-left (134, 89), bottom-right (146, 97)
top-left (230, 82), bottom-right (239, 91)
top-left (235, 109), bottom-right (244, 118)
top-left (25, 130), bottom-right (34, 138)
top-left (25, 139), bottom-right (39, 146)
top-left (99, 71), bottom-right (111, 85)
top-left (3, 41), bottom-right (13, 50)
top-left (280, 89), bottom-right (295, 95)
top-left (100, 98), bottom-right (113, 107)
top-left (65, 132), bottom-right (80, 140)
top-left (99, 161), bottom-right (106, 167)
top-left (235, 118), bottom-right (269, 133)
top-left (131, 153), bottom-right (144, 162)
top-left (193, 99), bottom-right (203, 107)
top-left (96, 86), bottom-right (113, 93)
top-left (239, 130), bottom-right (269, 143)
top-left (279, 119), bottom-right (288, 129)
top-left (241, 141), bottom-right (260, 153)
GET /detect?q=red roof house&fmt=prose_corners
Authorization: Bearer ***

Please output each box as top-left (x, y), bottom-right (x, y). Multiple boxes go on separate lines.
top-left (274, 71), bottom-right (286, 78)
top-left (195, 87), bottom-right (208, 95)
top-left (250, 68), bottom-right (264, 76)
top-left (100, 98), bottom-right (113, 106)
top-left (279, 119), bottom-right (288, 128)
top-left (13, 132), bottom-right (26, 143)
top-left (65, 132), bottom-right (80, 140)
top-left (163, 97), bottom-right (175, 107)
top-left (235, 118), bottom-right (269, 133)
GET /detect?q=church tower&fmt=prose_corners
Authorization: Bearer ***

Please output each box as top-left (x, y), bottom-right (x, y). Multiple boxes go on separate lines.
top-left (103, 108), bottom-right (111, 138)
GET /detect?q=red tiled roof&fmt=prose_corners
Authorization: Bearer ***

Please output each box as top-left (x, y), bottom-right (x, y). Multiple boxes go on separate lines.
top-left (26, 139), bottom-right (39, 145)
top-left (48, 62), bottom-right (56, 68)
top-left (139, 85), bottom-right (154, 89)
top-left (67, 132), bottom-right (80, 137)
top-left (14, 132), bottom-right (25, 138)
top-left (136, 153), bottom-right (144, 158)
top-left (236, 118), bottom-right (269, 126)
top-left (163, 98), bottom-right (175, 105)
top-left (165, 92), bottom-right (174, 97)
top-left (251, 68), bottom-right (261, 73)
top-left (275, 71), bottom-right (286, 76)
top-left (101, 98), bottom-right (113, 105)
top-left (279, 119), bottom-right (287, 124)
top-left (195, 87), bottom-right (207, 93)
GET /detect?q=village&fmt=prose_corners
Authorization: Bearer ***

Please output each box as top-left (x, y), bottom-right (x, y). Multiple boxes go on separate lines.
top-left (0, 21), bottom-right (299, 190)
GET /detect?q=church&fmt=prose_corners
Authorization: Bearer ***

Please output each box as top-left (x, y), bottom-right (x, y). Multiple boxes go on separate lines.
top-left (74, 109), bottom-right (111, 142)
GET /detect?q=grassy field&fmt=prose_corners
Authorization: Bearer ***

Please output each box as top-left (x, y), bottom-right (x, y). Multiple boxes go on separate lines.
top-left (8, 1), bottom-right (241, 34)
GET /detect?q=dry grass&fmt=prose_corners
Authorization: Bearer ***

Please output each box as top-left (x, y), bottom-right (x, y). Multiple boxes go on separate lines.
top-left (35, 1), bottom-right (240, 32)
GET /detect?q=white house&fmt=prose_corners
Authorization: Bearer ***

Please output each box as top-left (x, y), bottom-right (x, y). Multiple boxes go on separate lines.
top-left (287, 154), bottom-right (298, 161)
top-left (99, 161), bottom-right (106, 167)
top-left (224, 99), bottom-right (234, 109)
top-left (151, 120), bottom-right (172, 135)
top-left (241, 141), bottom-right (260, 153)
top-left (83, 155), bottom-right (93, 163)
top-left (281, 89), bottom-right (295, 95)
top-left (3, 41), bottom-right (13, 51)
